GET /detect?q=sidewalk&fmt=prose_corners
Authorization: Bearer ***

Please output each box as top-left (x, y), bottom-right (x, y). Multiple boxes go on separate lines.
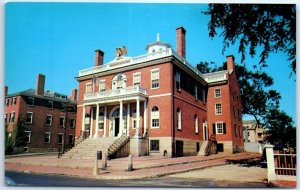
top-left (5, 152), bottom-right (261, 180)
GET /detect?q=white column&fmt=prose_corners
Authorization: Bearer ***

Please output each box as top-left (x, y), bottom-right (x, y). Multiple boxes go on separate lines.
top-left (94, 104), bottom-right (99, 138)
top-left (265, 144), bottom-right (276, 182)
top-left (81, 105), bottom-right (86, 133)
top-left (127, 103), bottom-right (130, 136)
top-left (89, 107), bottom-right (94, 138)
top-left (143, 101), bottom-right (147, 137)
top-left (103, 106), bottom-right (107, 137)
top-left (136, 99), bottom-right (140, 137)
top-left (119, 100), bottom-right (123, 136)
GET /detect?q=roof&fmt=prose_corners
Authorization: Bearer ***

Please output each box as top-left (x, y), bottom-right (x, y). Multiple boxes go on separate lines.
top-left (6, 89), bottom-right (77, 105)
top-left (145, 41), bottom-right (171, 50)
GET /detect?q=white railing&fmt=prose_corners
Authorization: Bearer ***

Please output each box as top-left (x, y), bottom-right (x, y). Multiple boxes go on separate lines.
top-left (79, 48), bottom-right (173, 77)
top-left (84, 86), bottom-right (147, 101)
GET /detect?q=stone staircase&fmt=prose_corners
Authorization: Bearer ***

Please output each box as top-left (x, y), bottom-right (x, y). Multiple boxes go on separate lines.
top-left (61, 137), bottom-right (117, 159)
top-left (107, 134), bottom-right (130, 159)
top-left (198, 141), bottom-right (209, 156)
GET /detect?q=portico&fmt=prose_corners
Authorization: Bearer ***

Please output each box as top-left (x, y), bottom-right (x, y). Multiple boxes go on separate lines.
top-left (81, 86), bottom-right (148, 138)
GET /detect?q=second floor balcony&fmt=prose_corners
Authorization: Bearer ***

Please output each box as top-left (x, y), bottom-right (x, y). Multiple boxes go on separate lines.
top-left (83, 86), bottom-right (148, 104)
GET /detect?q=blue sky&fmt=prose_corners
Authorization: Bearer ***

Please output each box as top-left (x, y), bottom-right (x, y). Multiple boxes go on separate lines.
top-left (5, 2), bottom-right (296, 123)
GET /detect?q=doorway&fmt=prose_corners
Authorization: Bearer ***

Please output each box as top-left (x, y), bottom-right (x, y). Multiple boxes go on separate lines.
top-left (114, 118), bottom-right (120, 137)
top-left (176, 140), bottom-right (183, 157)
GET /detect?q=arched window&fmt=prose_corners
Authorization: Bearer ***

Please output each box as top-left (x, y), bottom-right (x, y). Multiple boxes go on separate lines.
top-left (151, 106), bottom-right (159, 128)
top-left (177, 108), bottom-right (182, 130)
top-left (112, 74), bottom-right (126, 90)
top-left (194, 115), bottom-right (198, 134)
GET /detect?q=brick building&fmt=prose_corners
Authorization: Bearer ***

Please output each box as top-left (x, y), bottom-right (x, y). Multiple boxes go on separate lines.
top-left (75, 27), bottom-right (244, 157)
top-left (4, 74), bottom-right (77, 152)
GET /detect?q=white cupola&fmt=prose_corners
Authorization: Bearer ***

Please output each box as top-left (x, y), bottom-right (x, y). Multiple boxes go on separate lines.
top-left (145, 33), bottom-right (171, 54)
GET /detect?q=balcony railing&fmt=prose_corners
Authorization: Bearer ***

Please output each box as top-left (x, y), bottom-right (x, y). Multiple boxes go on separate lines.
top-left (84, 86), bottom-right (147, 101)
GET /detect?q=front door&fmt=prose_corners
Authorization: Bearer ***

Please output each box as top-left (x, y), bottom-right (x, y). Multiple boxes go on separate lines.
top-left (114, 118), bottom-right (120, 137)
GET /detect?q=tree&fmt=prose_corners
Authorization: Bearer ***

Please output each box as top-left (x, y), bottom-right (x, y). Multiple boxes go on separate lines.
top-left (204, 4), bottom-right (296, 75)
top-left (197, 61), bottom-right (295, 146)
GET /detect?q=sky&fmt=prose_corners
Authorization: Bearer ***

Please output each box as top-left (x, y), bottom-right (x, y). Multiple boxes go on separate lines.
top-left (4, 2), bottom-right (296, 123)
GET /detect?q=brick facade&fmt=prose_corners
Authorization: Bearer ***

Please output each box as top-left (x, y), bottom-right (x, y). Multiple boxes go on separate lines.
top-left (5, 75), bottom-right (77, 153)
top-left (75, 27), bottom-right (244, 156)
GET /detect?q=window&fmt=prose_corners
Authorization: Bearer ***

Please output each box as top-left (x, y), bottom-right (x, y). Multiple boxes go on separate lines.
top-left (215, 104), bottom-right (222, 115)
top-left (238, 109), bottom-right (240, 120)
top-left (68, 134), bottom-right (74, 145)
top-left (194, 115), bottom-right (199, 134)
top-left (70, 119), bottom-right (75, 128)
top-left (46, 115), bottom-right (52, 126)
top-left (132, 109), bottom-right (137, 129)
top-left (151, 69), bottom-right (160, 89)
top-left (151, 106), bottom-right (159, 128)
top-left (48, 101), bottom-right (53, 109)
top-left (175, 71), bottom-right (181, 90)
top-left (99, 80), bottom-right (106, 92)
top-left (215, 89), bottom-right (221, 98)
top-left (10, 112), bottom-right (15, 123)
top-left (26, 112), bottom-right (33, 124)
top-left (44, 132), bottom-right (51, 143)
top-left (4, 113), bottom-right (8, 123)
top-left (133, 73), bottom-right (141, 86)
top-left (233, 107), bottom-right (236, 118)
top-left (25, 131), bottom-right (31, 143)
top-left (60, 117), bottom-right (65, 128)
top-left (28, 97), bottom-right (35, 106)
top-left (98, 112), bottom-right (104, 130)
top-left (12, 97), bottom-right (17, 105)
top-left (58, 133), bottom-right (63, 144)
top-left (194, 85), bottom-right (198, 100)
top-left (150, 140), bottom-right (159, 151)
top-left (5, 99), bottom-right (9, 106)
top-left (177, 108), bottom-right (181, 130)
top-left (234, 124), bottom-right (237, 137)
top-left (85, 83), bottom-right (92, 94)
top-left (216, 122), bottom-right (224, 134)
top-left (239, 126), bottom-right (242, 137)
top-left (213, 122), bottom-right (226, 135)
top-left (232, 92), bottom-right (235, 101)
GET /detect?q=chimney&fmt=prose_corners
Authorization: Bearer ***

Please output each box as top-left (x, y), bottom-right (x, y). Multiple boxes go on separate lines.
top-left (36, 74), bottom-right (45, 96)
top-left (226, 55), bottom-right (235, 71)
top-left (5, 86), bottom-right (8, 96)
top-left (176, 27), bottom-right (186, 59)
top-left (95, 50), bottom-right (104, 66)
top-left (70, 89), bottom-right (78, 101)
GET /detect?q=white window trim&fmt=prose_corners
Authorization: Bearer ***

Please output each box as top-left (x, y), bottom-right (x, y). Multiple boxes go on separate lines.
top-left (45, 132), bottom-right (51, 144)
top-left (195, 116), bottom-right (199, 134)
top-left (5, 99), bottom-right (9, 106)
top-left (176, 71), bottom-right (181, 90)
top-left (26, 112), bottom-right (33, 124)
top-left (215, 103), bottom-right (222, 115)
top-left (133, 72), bottom-right (141, 86)
top-left (25, 130), bottom-right (31, 143)
top-left (216, 122), bottom-right (224, 134)
top-left (177, 109), bottom-right (182, 130)
top-left (151, 107), bottom-right (160, 128)
top-left (60, 117), bottom-right (65, 128)
top-left (85, 82), bottom-right (92, 94)
top-left (46, 114), bottom-right (53, 126)
top-left (12, 97), bottom-right (17, 105)
top-left (70, 118), bottom-right (76, 128)
top-left (10, 112), bottom-right (15, 123)
top-left (194, 85), bottom-right (198, 100)
top-left (150, 139), bottom-right (160, 152)
top-left (58, 133), bottom-right (64, 144)
top-left (132, 108), bottom-right (137, 129)
top-left (151, 69), bottom-right (160, 89)
top-left (214, 89), bottom-right (221, 98)
top-left (99, 80), bottom-right (106, 92)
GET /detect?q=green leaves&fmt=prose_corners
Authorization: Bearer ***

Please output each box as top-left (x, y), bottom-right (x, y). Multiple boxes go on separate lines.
top-left (204, 4), bottom-right (296, 74)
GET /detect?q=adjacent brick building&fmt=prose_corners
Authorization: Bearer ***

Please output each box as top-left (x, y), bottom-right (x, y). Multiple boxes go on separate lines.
top-left (4, 74), bottom-right (77, 152)
top-left (75, 27), bottom-right (244, 156)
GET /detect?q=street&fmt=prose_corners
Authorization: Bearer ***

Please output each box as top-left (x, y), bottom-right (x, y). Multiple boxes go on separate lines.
top-left (5, 170), bottom-right (268, 188)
